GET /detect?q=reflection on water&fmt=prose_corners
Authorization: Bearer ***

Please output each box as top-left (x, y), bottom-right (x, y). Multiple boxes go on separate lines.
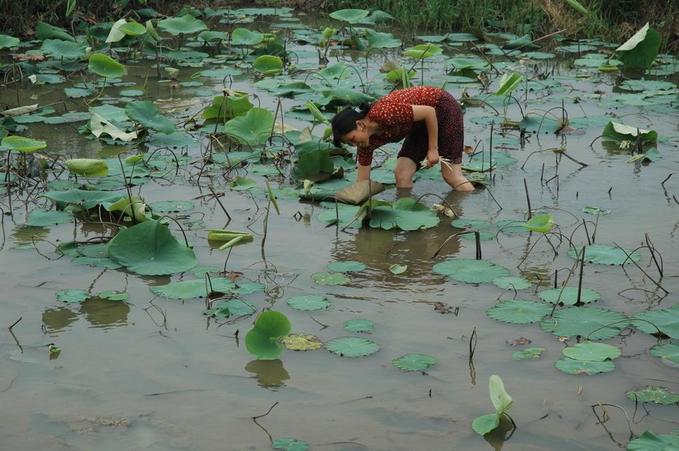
top-left (12, 225), bottom-right (49, 247)
top-left (483, 414), bottom-right (516, 450)
top-left (245, 359), bottom-right (290, 388)
top-left (42, 307), bottom-right (78, 333)
top-left (520, 265), bottom-right (552, 288)
top-left (42, 300), bottom-right (130, 333)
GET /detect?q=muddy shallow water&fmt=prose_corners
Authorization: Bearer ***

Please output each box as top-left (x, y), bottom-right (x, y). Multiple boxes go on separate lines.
top-left (1, 9), bottom-right (679, 451)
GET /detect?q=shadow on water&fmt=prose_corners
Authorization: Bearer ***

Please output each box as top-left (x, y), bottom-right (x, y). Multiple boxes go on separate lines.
top-left (245, 359), bottom-right (290, 388)
top-left (42, 300), bottom-right (130, 333)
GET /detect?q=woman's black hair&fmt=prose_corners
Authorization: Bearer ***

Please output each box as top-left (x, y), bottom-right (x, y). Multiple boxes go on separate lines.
top-left (331, 103), bottom-right (371, 148)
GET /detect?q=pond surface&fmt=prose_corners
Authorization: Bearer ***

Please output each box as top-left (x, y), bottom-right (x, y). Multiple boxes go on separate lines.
top-left (1, 7), bottom-right (678, 451)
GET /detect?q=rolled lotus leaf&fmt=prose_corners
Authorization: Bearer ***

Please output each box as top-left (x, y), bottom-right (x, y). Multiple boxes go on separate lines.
top-left (335, 180), bottom-right (385, 205)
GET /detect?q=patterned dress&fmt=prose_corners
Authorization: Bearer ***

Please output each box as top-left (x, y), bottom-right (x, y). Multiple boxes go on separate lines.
top-left (357, 86), bottom-right (464, 168)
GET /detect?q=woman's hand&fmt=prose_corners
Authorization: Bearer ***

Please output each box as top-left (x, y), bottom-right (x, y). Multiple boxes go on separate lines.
top-left (426, 148), bottom-right (440, 168)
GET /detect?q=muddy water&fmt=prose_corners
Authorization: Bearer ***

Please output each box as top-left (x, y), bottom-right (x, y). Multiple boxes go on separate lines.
top-left (1, 12), bottom-right (679, 451)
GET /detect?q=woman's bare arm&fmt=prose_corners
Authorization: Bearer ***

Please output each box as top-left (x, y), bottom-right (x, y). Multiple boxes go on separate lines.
top-left (411, 105), bottom-right (439, 167)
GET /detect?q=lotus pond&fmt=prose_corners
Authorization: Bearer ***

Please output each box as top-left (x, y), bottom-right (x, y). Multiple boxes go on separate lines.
top-left (1, 6), bottom-right (678, 451)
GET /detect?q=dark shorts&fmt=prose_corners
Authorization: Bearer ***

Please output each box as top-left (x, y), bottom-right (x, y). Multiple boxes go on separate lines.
top-left (398, 91), bottom-right (464, 168)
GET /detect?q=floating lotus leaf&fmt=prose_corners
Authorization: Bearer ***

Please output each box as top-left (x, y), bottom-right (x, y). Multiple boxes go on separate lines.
top-left (538, 287), bottom-right (600, 305)
top-left (318, 63), bottom-right (351, 80)
top-left (492, 276), bottom-right (532, 290)
top-left (447, 56), bottom-right (489, 72)
top-left (204, 299), bottom-right (256, 318)
top-left (2, 135), bottom-right (47, 153)
top-left (88, 53), bottom-right (126, 78)
top-left (326, 261), bottom-right (366, 273)
top-left (615, 23), bottom-right (661, 71)
top-left (602, 121), bottom-right (657, 144)
top-left (42, 189), bottom-right (124, 209)
top-left (224, 108), bottom-right (274, 147)
top-left (158, 15), bottom-right (207, 35)
top-left (198, 30), bottom-right (228, 42)
top-left (107, 220), bottom-right (197, 276)
top-left (403, 43), bottom-right (442, 59)
top-left (56, 289), bottom-right (90, 304)
top-left (272, 438), bottom-right (310, 451)
top-left (344, 319), bottom-right (374, 333)
top-left (568, 244), bottom-right (640, 265)
top-left (365, 29), bottom-right (401, 49)
top-left (286, 295), bottom-right (330, 311)
top-left (151, 278), bottom-right (235, 299)
top-left (512, 347), bottom-right (545, 360)
top-left (125, 101), bottom-right (175, 134)
top-left (231, 28), bottom-right (264, 46)
top-left (26, 210), bottom-right (73, 227)
top-left (253, 55), bottom-right (283, 76)
top-left (555, 358), bottom-right (615, 375)
top-left (389, 264), bottom-right (408, 275)
top-left (433, 258), bottom-right (511, 284)
top-left (562, 342), bottom-right (620, 361)
top-left (321, 87), bottom-right (375, 105)
top-left (329, 9), bottom-right (369, 23)
top-left (392, 353), bottom-right (438, 372)
top-left (522, 214), bottom-right (554, 233)
top-left (627, 431), bottom-right (679, 451)
top-left (486, 299), bottom-right (552, 324)
top-left (317, 203), bottom-right (361, 229)
top-left (522, 51), bottom-right (556, 60)
top-left (229, 176), bottom-right (257, 191)
top-left (232, 282), bottom-right (265, 295)
top-left (582, 206), bottom-right (611, 216)
top-left (149, 200), bottom-right (194, 213)
top-left (369, 197), bottom-right (440, 231)
top-left (312, 272), bottom-right (349, 286)
top-left (281, 334), bottom-right (323, 351)
top-left (626, 386), bottom-right (679, 405)
top-left (97, 291), bottom-right (128, 302)
top-left (632, 305), bottom-right (679, 339)
top-left (245, 311), bottom-right (291, 360)
top-left (326, 336), bottom-right (379, 357)
top-left (541, 306), bottom-right (628, 340)
top-left (650, 343), bottom-right (679, 366)
top-left (495, 72), bottom-right (523, 96)
top-left (65, 158), bottom-right (108, 177)
top-left (0, 34), bottom-right (20, 49)
top-left (40, 39), bottom-right (86, 59)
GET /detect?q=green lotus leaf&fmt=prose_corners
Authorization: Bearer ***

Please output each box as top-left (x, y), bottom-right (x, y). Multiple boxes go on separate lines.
top-left (537, 287), bottom-right (600, 305)
top-left (158, 15), bottom-right (207, 35)
top-left (42, 190), bottom-right (124, 209)
top-left (447, 56), bottom-right (489, 72)
top-left (36, 22), bottom-right (74, 41)
top-left (286, 295), bottom-right (330, 311)
top-left (615, 23), bottom-right (661, 71)
top-left (125, 101), bottom-right (175, 134)
top-left (326, 261), bottom-right (366, 273)
top-left (312, 272), bottom-right (349, 286)
top-left (369, 197), bottom-right (440, 231)
top-left (119, 21), bottom-right (146, 37)
top-left (495, 72), bottom-right (523, 96)
top-left (504, 34), bottom-right (534, 49)
top-left (246, 311), bottom-right (291, 360)
top-left (632, 305), bottom-right (679, 339)
top-left (106, 18), bottom-right (143, 43)
top-left (253, 55), bottom-right (283, 76)
top-left (626, 386), bottom-right (679, 405)
top-left (197, 30), bottom-right (228, 42)
top-left (582, 206), bottom-right (611, 216)
top-left (0, 34), bottom-right (20, 49)
top-left (317, 202), bottom-right (361, 228)
top-left (97, 290), bottom-right (128, 301)
top-left (149, 200), bottom-right (194, 213)
top-left (403, 43), bottom-right (442, 59)
top-left (472, 413), bottom-right (499, 436)
top-left (562, 341), bottom-right (620, 361)
top-left (522, 51), bottom-right (556, 60)
top-left (26, 209), bottom-right (73, 227)
top-left (2, 135), bottom-right (47, 153)
top-left (447, 32), bottom-right (478, 42)
top-left (151, 278), bottom-right (236, 300)
top-left (65, 158), bottom-right (109, 177)
top-left (203, 93), bottom-right (253, 122)
top-left (231, 27), bottom-right (264, 46)
top-left (103, 196), bottom-right (147, 223)
top-left (486, 299), bottom-right (552, 324)
top-left (650, 342), bottom-right (679, 366)
top-left (321, 87), bottom-right (375, 105)
top-left (522, 214), bottom-right (554, 233)
top-left (329, 9), bottom-right (369, 23)
top-left (541, 306), bottom-right (628, 340)
top-left (568, 244), bottom-right (641, 265)
top-left (555, 358), bottom-right (615, 375)
top-left (224, 108), bottom-right (274, 147)
top-left (389, 264), bottom-right (408, 275)
top-left (56, 289), bottom-right (90, 304)
top-left (292, 141), bottom-right (334, 180)
top-left (44, 112), bottom-right (91, 124)
top-left (512, 347), bottom-right (545, 360)
top-left (492, 276), bottom-right (532, 290)
top-left (627, 431), bottom-right (679, 451)
top-left (344, 319), bottom-right (374, 333)
top-left (392, 353), bottom-right (438, 372)
top-left (602, 121), bottom-right (657, 144)
top-left (204, 299), bottom-right (256, 319)
top-left (229, 176), bottom-right (257, 191)
top-left (318, 63), bottom-right (352, 80)
top-left (272, 438), bottom-right (310, 451)
top-left (40, 39), bottom-right (86, 59)
top-left (88, 53), bottom-right (126, 78)
top-left (107, 220), bottom-right (197, 276)
top-left (433, 258), bottom-right (511, 284)
top-left (326, 336), bottom-right (379, 357)
top-left (365, 29), bottom-right (401, 49)
top-left (489, 375), bottom-right (512, 414)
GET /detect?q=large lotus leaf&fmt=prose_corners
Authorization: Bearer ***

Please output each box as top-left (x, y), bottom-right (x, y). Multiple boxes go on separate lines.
top-left (562, 342), bottom-right (620, 361)
top-left (36, 22), bottom-right (74, 41)
top-left (602, 121), bottom-right (657, 144)
top-left (650, 343), bottom-right (679, 366)
top-left (281, 334), bottom-right (323, 352)
top-left (626, 386), bottom-right (679, 405)
top-left (318, 63), bottom-right (352, 80)
top-left (433, 258), bottom-right (511, 284)
top-left (317, 203), bottom-right (361, 228)
top-left (628, 431), bottom-right (679, 451)
top-left (42, 189), bottom-right (124, 209)
top-left (204, 299), bottom-right (256, 318)
top-left (326, 337), bottom-right (379, 357)
top-left (152, 278), bottom-right (235, 299)
top-left (403, 43), bottom-right (442, 59)
top-left (632, 305), bottom-right (679, 339)
top-left (369, 198), bottom-right (440, 231)
top-left (541, 307), bottom-right (628, 340)
top-left (312, 272), bottom-right (349, 286)
top-left (495, 72), bottom-right (523, 96)
top-left (492, 276), bottom-right (532, 290)
top-left (245, 311), bottom-right (291, 360)
top-left (203, 93), bottom-right (253, 122)
top-left (125, 101), bottom-right (175, 134)
top-left (344, 319), bottom-right (374, 333)
top-left (158, 15), bottom-right (207, 35)
top-left (392, 353), bottom-right (438, 372)
top-left (40, 39), bottom-right (86, 59)
top-left (224, 108), bottom-right (274, 147)
top-left (65, 158), bottom-right (108, 177)
top-left (555, 358), bottom-right (615, 375)
top-left (486, 299), bottom-right (552, 324)
top-left (26, 209), bottom-right (73, 227)
top-left (88, 53), bottom-right (126, 78)
top-left (107, 220), bottom-right (196, 275)
top-left (568, 243), bottom-right (641, 266)
top-left (0, 34), bottom-right (20, 49)
top-left (326, 261), bottom-right (366, 273)
top-left (321, 88), bottom-right (375, 106)
top-left (512, 347), bottom-right (545, 360)
top-left (447, 56), bottom-right (489, 72)
top-left (329, 9), bottom-right (369, 23)
top-left (198, 30), bottom-right (228, 42)
top-left (472, 413), bottom-right (499, 436)
top-left (292, 141), bottom-right (334, 181)
top-left (287, 295), bottom-right (330, 311)
top-left (365, 29), bottom-right (401, 49)
top-left (253, 55), bottom-right (283, 76)
top-left (231, 28), bottom-right (264, 45)
top-left (2, 135), bottom-right (47, 153)
top-left (489, 375), bottom-right (512, 415)
top-left (538, 287), bottom-right (600, 305)
top-left (615, 23), bottom-right (661, 71)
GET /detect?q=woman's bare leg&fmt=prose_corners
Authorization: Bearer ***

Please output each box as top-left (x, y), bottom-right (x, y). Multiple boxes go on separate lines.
top-left (441, 162), bottom-right (475, 191)
top-left (394, 157), bottom-right (417, 188)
